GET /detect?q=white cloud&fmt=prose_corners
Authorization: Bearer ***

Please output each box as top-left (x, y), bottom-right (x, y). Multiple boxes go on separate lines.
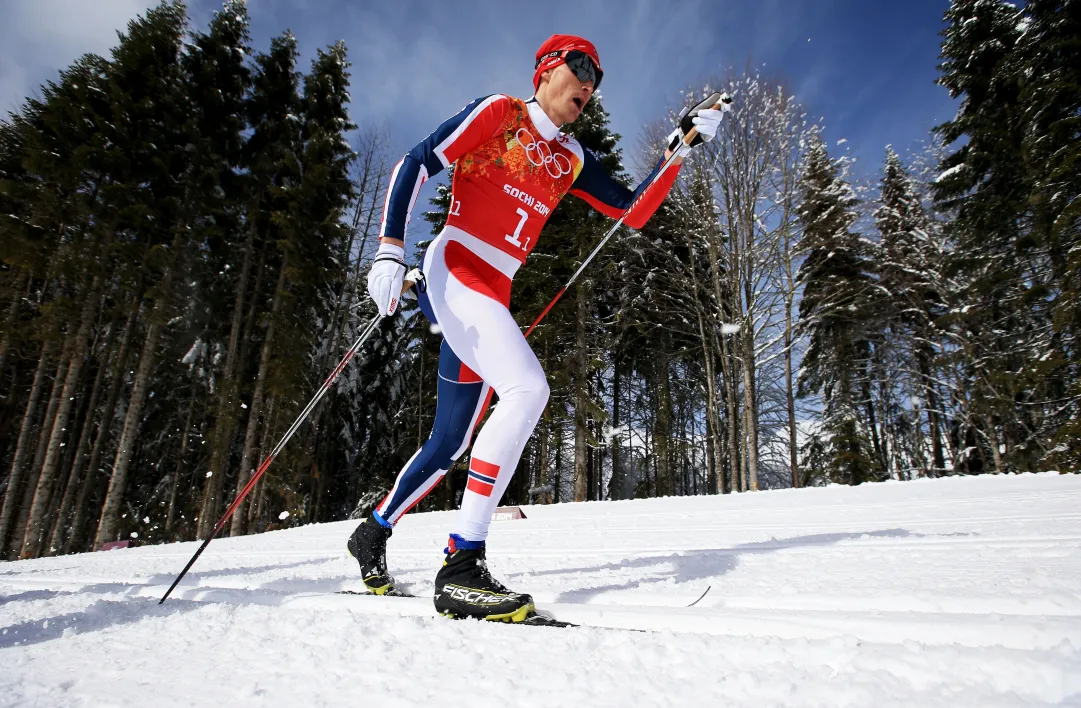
top-left (0, 0), bottom-right (156, 114)
top-left (7, 0), bottom-right (154, 61)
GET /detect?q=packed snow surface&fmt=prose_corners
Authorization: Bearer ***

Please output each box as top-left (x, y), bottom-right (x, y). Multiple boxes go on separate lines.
top-left (2, 473), bottom-right (1080, 707)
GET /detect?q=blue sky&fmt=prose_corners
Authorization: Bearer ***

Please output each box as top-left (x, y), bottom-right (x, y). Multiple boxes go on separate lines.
top-left (2, 0), bottom-right (955, 189)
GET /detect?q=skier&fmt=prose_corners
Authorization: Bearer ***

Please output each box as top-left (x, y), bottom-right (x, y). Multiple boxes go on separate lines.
top-left (348, 34), bottom-right (725, 622)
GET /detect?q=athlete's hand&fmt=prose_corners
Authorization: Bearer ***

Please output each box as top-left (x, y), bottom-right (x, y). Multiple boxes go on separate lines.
top-left (367, 242), bottom-right (407, 316)
top-left (667, 92), bottom-right (732, 151)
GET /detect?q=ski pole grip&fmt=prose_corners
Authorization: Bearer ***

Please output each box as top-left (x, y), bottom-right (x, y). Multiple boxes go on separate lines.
top-left (402, 267), bottom-right (424, 295)
top-left (682, 92), bottom-right (731, 146)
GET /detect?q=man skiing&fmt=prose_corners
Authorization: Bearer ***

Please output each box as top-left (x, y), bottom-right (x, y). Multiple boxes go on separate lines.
top-left (348, 34), bottom-right (725, 622)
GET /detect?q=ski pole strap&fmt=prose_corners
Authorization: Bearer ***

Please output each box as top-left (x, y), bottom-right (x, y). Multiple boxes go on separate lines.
top-left (374, 253), bottom-right (407, 268)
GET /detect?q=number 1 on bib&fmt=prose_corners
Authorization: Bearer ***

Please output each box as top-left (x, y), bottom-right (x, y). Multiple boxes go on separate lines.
top-left (505, 208), bottom-right (529, 250)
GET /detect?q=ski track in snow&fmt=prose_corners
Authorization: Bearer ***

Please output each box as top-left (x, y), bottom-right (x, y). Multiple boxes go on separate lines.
top-left (1, 473), bottom-right (1080, 707)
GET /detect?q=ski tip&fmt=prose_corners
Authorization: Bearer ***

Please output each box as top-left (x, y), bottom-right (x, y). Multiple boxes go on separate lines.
top-left (688, 585), bottom-right (711, 607)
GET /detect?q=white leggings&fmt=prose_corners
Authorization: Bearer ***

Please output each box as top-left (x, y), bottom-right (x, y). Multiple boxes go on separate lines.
top-left (421, 226), bottom-right (549, 541)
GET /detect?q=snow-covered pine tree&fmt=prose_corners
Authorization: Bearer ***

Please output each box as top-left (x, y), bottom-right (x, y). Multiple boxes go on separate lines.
top-left (306, 130), bottom-right (394, 523)
top-left (1014, 0), bottom-right (1081, 469)
top-left (0, 53), bottom-right (117, 558)
top-left (163, 0), bottom-right (253, 542)
top-left (873, 147), bottom-right (947, 476)
top-left (287, 40), bottom-right (363, 527)
top-left (125, 0), bottom-right (254, 548)
top-left (796, 135), bottom-right (877, 485)
top-left (195, 30), bottom-right (303, 539)
top-left (934, 0), bottom-right (1046, 473)
top-left (228, 40), bottom-right (358, 534)
top-left (93, 1), bottom-right (193, 550)
top-left (616, 141), bottom-right (708, 499)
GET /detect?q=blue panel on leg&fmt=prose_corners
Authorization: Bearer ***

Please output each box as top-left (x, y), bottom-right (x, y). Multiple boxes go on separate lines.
top-left (378, 340), bottom-right (485, 521)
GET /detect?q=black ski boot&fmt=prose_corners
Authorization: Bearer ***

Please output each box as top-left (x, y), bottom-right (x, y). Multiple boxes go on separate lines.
top-left (346, 517), bottom-right (395, 595)
top-left (433, 535), bottom-right (534, 622)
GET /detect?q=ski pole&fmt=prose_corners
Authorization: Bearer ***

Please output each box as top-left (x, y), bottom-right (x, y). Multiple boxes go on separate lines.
top-left (160, 278), bottom-right (416, 604)
top-left (524, 92), bottom-right (727, 337)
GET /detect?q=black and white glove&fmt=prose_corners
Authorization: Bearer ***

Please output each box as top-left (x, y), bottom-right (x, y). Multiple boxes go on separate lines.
top-left (367, 242), bottom-right (406, 316)
top-left (666, 92), bottom-right (732, 152)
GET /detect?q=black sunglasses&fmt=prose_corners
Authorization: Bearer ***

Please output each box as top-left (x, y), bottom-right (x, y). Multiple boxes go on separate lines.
top-left (537, 49), bottom-right (603, 90)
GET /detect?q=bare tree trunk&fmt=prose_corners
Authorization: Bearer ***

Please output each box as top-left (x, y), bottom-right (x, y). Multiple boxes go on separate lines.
top-left (7, 356), bottom-right (66, 558)
top-left (537, 412), bottom-right (551, 504)
top-left (534, 342), bottom-right (553, 505)
top-left (0, 274), bottom-right (28, 375)
top-left (573, 286), bottom-right (589, 503)
top-left (703, 212), bottom-right (740, 494)
top-left (41, 430), bottom-right (78, 550)
top-left (586, 405), bottom-right (596, 501)
top-left (654, 358), bottom-right (672, 496)
top-left (740, 331), bottom-right (759, 491)
top-left (301, 138), bottom-right (389, 505)
top-left (227, 257), bottom-right (288, 537)
top-left (785, 300), bottom-right (799, 487)
top-left (573, 416), bottom-right (588, 502)
top-left (66, 298), bottom-right (140, 553)
top-left (720, 334), bottom-right (741, 493)
top-left (247, 395), bottom-right (276, 532)
top-left (22, 284), bottom-right (101, 558)
top-left (686, 230), bottom-right (723, 495)
top-left (0, 340), bottom-right (54, 554)
top-left (349, 129), bottom-right (390, 270)
top-left (47, 348), bottom-right (107, 555)
top-left (552, 421), bottom-right (563, 504)
top-left (92, 318), bottom-right (160, 548)
top-left (165, 388), bottom-right (198, 539)
top-left (863, 375), bottom-right (886, 479)
top-left (200, 224), bottom-right (255, 538)
top-left (918, 344), bottom-right (946, 475)
top-left (94, 232), bottom-right (186, 549)
top-left (705, 413), bottom-right (717, 494)
top-left (985, 416), bottom-right (1004, 474)
top-left (607, 358), bottom-right (622, 501)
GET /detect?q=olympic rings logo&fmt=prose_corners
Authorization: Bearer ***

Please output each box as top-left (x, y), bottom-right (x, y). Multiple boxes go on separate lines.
top-left (516, 127), bottom-right (572, 179)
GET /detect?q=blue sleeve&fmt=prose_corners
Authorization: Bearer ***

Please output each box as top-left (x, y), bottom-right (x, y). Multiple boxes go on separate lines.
top-left (380, 95), bottom-right (496, 242)
top-left (569, 148), bottom-right (666, 218)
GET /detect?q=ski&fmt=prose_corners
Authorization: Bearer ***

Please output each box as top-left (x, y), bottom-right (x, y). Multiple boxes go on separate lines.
top-left (337, 588), bottom-right (417, 598)
top-left (337, 583), bottom-right (711, 629)
top-left (334, 594), bottom-right (658, 631)
top-left (339, 585), bottom-right (711, 608)
top-left (688, 585), bottom-right (711, 607)
top-left (338, 590), bottom-right (579, 627)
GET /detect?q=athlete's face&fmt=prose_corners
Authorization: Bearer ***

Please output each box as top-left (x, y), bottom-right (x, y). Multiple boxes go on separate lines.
top-left (538, 63), bottom-right (594, 126)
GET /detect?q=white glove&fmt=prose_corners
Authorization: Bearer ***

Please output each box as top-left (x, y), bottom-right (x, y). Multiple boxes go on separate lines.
top-left (367, 242), bottom-right (406, 316)
top-left (667, 92), bottom-right (732, 152)
top-left (689, 108), bottom-right (724, 143)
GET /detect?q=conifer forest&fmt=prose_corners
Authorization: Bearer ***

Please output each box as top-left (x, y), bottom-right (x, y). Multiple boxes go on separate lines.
top-left (0, 0), bottom-right (1077, 560)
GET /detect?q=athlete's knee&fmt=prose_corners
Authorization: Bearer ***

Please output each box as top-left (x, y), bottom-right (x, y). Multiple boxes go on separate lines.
top-left (515, 368), bottom-right (550, 419)
top-left (534, 374), bottom-right (551, 409)
top-left (414, 418), bottom-right (462, 468)
top-left (424, 426), bottom-right (466, 470)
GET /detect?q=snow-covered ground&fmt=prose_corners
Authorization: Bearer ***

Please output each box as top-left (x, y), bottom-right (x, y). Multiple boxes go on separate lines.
top-left (2, 473), bottom-right (1079, 707)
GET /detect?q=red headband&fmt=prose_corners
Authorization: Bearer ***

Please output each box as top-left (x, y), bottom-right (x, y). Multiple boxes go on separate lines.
top-left (533, 34), bottom-right (601, 91)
